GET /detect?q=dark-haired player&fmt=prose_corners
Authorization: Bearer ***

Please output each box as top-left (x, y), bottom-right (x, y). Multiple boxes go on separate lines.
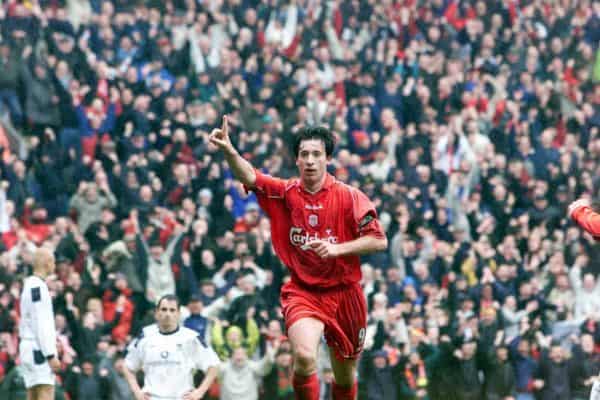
top-left (210, 116), bottom-right (388, 400)
top-left (123, 295), bottom-right (220, 400)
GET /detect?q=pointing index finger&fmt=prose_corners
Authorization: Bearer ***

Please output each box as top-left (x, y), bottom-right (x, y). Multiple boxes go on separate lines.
top-left (222, 115), bottom-right (229, 135)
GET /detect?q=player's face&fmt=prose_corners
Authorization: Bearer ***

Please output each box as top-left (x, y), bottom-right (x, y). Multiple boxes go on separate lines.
top-left (296, 139), bottom-right (329, 189)
top-left (155, 299), bottom-right (180, 332)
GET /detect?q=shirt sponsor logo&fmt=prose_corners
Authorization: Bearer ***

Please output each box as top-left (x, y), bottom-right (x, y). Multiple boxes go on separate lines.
top-left (305, 204), bottom-right (323, 210)
top-left (289, 227), bottom-right (338, 249)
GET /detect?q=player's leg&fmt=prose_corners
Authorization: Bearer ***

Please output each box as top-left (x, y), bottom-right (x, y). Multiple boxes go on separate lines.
top-left (32, 384), bottom-right (55, 400)
top-left (288, 317), bottom-right (325, 400)
top-left (325, 284), bottom-right (367, 400)
top-left (26, 388), bottom-right (33, 400)
top-left (328, 348), bottom-right (358, 400)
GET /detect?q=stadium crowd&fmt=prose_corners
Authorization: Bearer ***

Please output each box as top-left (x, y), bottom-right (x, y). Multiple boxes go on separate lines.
top-left (0, 0), bottom-right (599, 399)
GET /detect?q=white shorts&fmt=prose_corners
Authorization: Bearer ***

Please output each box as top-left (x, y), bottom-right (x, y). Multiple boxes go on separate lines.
top-left (19, 340), bottom-right (54, 388)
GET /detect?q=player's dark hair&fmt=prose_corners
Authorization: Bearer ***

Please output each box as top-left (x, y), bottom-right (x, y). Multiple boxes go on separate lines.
top-left (156, 294), bottom-right (180, 309)
top-left (293, 126), bottom-right (335, 158)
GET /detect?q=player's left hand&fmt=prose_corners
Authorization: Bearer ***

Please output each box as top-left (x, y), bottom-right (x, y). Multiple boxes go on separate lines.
top-left (306, 239), bottom-right (339, 258)
top-left (182, 389), bottom-right (205, 400)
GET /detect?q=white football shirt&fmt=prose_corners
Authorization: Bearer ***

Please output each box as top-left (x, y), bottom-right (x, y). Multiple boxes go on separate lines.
top-left (125, 325), bottom-right (220, 399)
top-left (19, 276), bottom-right (57, 357)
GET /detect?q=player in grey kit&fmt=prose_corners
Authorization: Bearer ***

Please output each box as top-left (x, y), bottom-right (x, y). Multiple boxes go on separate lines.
top-left (19, 247), bottom-right (61, 400)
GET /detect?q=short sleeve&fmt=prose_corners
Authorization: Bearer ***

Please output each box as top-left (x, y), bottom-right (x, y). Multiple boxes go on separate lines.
top-left (191, 336), bottom-right (220, 372)
top-left (124, 336), bottom-right (143, 372)
top-left (351, 188), bottom-right (385, 239)
top-left (246, 169), bottom-right (288, 199)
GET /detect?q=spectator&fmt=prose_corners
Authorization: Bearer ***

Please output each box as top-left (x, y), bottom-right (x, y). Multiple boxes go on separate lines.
top-left (218, 343), bottom-right (278, 400)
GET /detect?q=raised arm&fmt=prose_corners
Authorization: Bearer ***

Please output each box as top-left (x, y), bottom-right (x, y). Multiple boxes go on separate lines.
top-left (209, 116), bottom-right (256, 187)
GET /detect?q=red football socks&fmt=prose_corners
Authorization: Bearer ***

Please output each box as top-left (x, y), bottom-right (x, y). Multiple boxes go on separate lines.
top-left (332, 381), bottom-right (357, 400)
top-left (293, 372), bottom-right (320, 400)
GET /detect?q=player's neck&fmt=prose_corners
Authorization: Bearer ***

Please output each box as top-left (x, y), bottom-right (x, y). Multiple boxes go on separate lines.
top-left (302, 174), bottom-right (327, 194)
top-left (158, 325), bottom-right (180, 335)
top-left (33, 270), bottom-right (47, 280)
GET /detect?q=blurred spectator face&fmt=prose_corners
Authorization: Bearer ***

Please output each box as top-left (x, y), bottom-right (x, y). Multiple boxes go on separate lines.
top-left (549, 345), bottom-right (563, 363)
top-left (150, 245), bottom-right (163, 260)
top-left (14, 160), bottom-right (26, 178)
top-left (518, 339), bottom-right (530, 356)
top-left (82, 361), bottom-right (95, 376)
top-left (201, 249), bottom-right (215, 267)
top-left (85, 184), bottom-right (99, 203)
top-left (67, 273), bottom-right (82, 291)
top-left (124, 234), bottom-right (136, 252)
top-left (126, 67), bottom-right (138, 83)
top-left (0, 43), bottom-right (9, 58)
top-left (583, 273), bottom-right (596, 291)
top-left (232, 347), bottom-right (247, 367)
top-left (373, 354), bottom-right (387, 369)
top-left (496, 347), bottom-right (508, 361)
top-left (83, 312), bottom-right (97, 329)
top-left (555, 274), bottom-right (569, 290)
top-left (519, 282), bottom-right (533, 298)
top-left (481, 285), bottom-right (493, 301)
top-left (267, 320), bottom-right (282, 339)
top-left (174, 164), bottom-right (189, 185)
top-left (276, 351), bottom-right (292, 368)
top-left (244, 207), bottom-right (259, 225)
top-left (55, 314), bottom-right (67, 332)
top-left (114, 357), bottom-right (126, 374)
top-left (87, 298), bottom-right (103, 321)
top-left (140, 185), bottom-right (153, 202)
top-left (55, 217), bottom-right (69, 235)
top-left (34, 65), bottom-right (47, 79)
top-left (102, 209), bottom-right (115, 225)
top-left (462, 342), bottom-right (477, 359)
top-left (582, 334), bottom-right (594, 353)
top-left (115, 276), bottom-right (128, 291)
top-left (187, 299), bottom-right (203, 314)
top-left (239, 274), bottom-right (256, 295)
top-left (155, 298), bottom-right (180, 332)
top-left (200, 282), bottom-right (215, 298)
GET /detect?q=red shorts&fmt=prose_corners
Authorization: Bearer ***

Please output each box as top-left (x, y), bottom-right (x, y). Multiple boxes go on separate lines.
top-left (280, 280), bottom-right (367, 360)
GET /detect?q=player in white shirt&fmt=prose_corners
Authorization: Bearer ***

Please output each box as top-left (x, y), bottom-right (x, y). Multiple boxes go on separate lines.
top-left (123, 294), bottom-right (220, 400)
top-left (19, 247), bottom-right (61, 400)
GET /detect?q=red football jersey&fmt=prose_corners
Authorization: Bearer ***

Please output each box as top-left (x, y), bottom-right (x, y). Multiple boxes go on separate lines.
top-left (250, 170), bottom-right (385, 288)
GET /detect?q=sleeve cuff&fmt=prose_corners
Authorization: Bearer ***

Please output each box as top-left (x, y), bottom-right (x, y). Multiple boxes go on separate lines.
top-left (46, 354), bottom-right (55, 360)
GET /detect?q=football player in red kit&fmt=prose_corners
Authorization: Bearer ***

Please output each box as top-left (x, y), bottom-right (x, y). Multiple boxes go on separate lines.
top-left (210, 116), bottom-right (388, 400)
top-left (569, 197), bottom-right (600, 239)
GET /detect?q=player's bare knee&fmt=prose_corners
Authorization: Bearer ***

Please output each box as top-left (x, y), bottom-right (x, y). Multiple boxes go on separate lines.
top-left (293, 346), bottom-right (317, 374)
top-left (333, 370), bottom-right (355, 387)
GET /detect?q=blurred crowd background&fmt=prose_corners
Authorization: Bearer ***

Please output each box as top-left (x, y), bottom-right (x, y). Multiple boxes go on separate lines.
top-left (0, 0), bottom-right (599, 399)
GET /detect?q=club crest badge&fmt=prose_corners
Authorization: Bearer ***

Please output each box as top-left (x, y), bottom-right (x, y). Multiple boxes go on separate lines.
top-left (308, 214), bottom-right (318, 227)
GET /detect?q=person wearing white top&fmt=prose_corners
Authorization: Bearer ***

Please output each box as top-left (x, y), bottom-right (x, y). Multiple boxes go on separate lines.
top-left (19, 247), bottom-right (61, 400)
top-left (123, 295), bottom-right (220, 400)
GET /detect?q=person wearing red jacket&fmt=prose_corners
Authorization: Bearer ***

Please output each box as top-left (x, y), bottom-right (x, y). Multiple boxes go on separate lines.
top-left (568, 197), bottom-right (600, 240)
top-left (102, 274), bottom-right (134, 344)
